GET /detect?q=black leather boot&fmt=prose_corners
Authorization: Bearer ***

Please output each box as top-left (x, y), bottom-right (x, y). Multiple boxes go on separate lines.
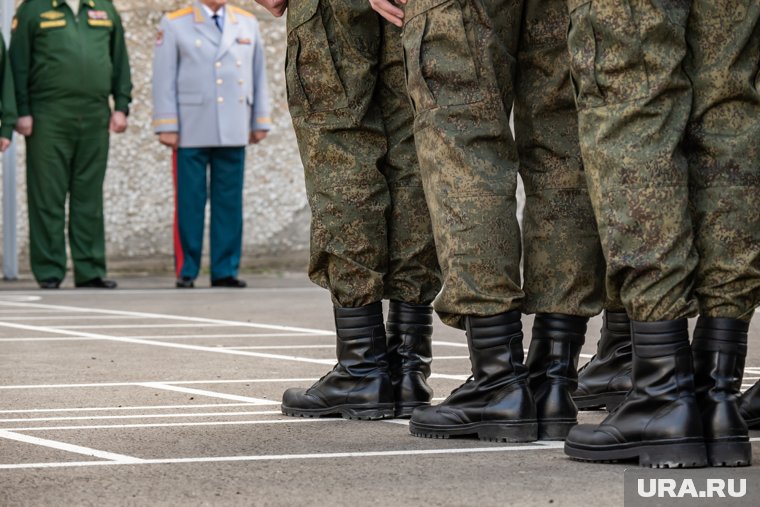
top-left (386, 301), bottom-right (434, 418)
top-left (565, 319), bottom-right (708, 468)
top-left (409, 310), bottom-right (537, 442)
top-left (740, 380), bottom-right (760, 429)
top-left (573, 310), bottom-right (632, 411)
top-left (526, 314), bottom-right (587, 440)
top-left (693, 317), bottom-right (752, 466)
top-left (281, 302), bottom-right (394, 420)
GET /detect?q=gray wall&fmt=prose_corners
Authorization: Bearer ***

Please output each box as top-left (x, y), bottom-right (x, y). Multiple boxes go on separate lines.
top-left (0, 1), bottom-right (310, 274)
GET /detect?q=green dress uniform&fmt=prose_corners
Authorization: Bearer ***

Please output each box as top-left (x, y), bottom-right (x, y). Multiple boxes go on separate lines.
top-left (0, 37), bottom-right (17, 139)
top-left (10, 0), bottom-right (132, 284)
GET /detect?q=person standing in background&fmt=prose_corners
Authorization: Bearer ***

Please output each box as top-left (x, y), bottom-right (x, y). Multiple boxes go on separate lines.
top-left (152, 0), bottom-right (271, 289)
top-left (10, 0), bottom-right (132, 289)
top-left (0, 35), bottom-right (16, 153)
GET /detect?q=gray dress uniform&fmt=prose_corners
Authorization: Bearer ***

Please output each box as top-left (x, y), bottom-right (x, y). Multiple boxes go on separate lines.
top-left (152, 2), bottom-right (271, 147)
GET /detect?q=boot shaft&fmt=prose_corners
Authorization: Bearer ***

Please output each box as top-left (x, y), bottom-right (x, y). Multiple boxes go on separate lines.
top-left (465, 310), bottom-right (527, 385)
top-left (386, 301), bottom-right (433, 377)
top-left (527, 313), bottom-right (587, 389)
top-left (631, 319), bottom-right (696, 400)
top-left (597, 311), bottom-right (631, 359)
top-left (334, 302), bottom-right (388, 375)
top-left (692, 317), bottom-right (748, 396)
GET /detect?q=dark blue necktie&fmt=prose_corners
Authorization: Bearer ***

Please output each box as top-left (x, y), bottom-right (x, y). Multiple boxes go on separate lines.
top-left (212, 14), bottom-right (222, 32)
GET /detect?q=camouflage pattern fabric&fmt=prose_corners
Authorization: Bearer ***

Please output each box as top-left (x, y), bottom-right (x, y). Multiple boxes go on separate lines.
top-left (566, 0), bottom-right (699, 321)
top-left (516, 0), bottom-right (608, 317)
top-left (285, 0), bottom-right (441, 308)
top-left (685, 0), bottom-right (760, 323)
top-left (402, 0), bottom-right (524, 328)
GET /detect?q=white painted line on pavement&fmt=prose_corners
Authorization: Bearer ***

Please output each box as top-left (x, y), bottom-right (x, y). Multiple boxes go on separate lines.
top-left (0, 321), bottom-right (336, 366)
top-left (0, 403), bottom-right (263, 414)
top-left (0, 442), bottom-right (566, 470)
top-left (432, 341), bottom-right (467, 348)
top-left (53, 324), bottom-right (232, 329)
top-left (0, 332), bottom-right (334, 343)
top-left (434, 356), bottom-right (470, 360)
top-left (430, 373), bottom-right (469, 381)
top-left (383, 419), bottom-right (410, 426)
top-left (2, 418), bottom-right (344, 432)
top-left (0, 315), bottom-right (145, 321)
top-left (0, 300), bottom-right (331, 335)
top-left (0, 378), bottom-right (320, 390)
top-left (0, 410), bottom-right (282, 423)
top-left (138, 382), bottom-right (277, 405)
top-left (0, 429), bottom-right (144, 463)
top-left (223, 345), bottom-right (333, 350)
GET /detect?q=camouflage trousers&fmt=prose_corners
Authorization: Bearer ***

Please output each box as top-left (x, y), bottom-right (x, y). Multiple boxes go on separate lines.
top-left (403, 0), bottom-right (606, 328)
top-left (567, 0), bottom-right (760, 322)
top-left (285, 0), bottom-right (441, 308)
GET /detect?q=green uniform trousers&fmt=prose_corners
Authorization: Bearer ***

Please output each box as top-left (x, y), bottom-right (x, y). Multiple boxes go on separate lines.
top-left (567, 0), bottom-right (760, 322)
top-left (26, 109), bottom-right (110, 284)
top-left (285, 0), bottom-right (441, 308)
top-left (402, 0), bottom-right (606, 328)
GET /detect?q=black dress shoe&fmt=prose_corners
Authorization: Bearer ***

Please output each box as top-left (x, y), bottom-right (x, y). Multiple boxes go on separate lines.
top-left (75, 278), bottom-right (118, 289)
top-left (38, 278), bottom-right (62, 289)
top-left (176, 277), bottom-right (194, 288)
top-left (211, 276), bottom-right (246, 288)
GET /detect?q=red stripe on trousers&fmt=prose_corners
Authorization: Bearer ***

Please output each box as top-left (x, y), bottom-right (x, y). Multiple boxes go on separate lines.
top-left (172, 149), bottom-right (184, 278)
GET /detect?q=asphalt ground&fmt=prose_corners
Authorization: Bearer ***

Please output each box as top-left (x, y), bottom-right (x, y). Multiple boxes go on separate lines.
top-left (0, 273), bottom-right (759, 506)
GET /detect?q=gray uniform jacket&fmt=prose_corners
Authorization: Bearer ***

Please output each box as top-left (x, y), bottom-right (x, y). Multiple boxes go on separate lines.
top-left (152, 2), bottom-right (272, 147)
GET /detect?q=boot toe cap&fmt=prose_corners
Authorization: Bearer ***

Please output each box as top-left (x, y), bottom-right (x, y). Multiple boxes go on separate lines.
top-left (282, 388), bottom-right (325, 410)
top-left (566, 423), bottom-right (621, 447)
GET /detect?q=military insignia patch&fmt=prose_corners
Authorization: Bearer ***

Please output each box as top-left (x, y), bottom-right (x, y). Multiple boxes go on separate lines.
top-left (156, 30), bottom-right (164, 46)
top-left (88, 10), bottom-right (109, 20)
top-left (41, 11), bottom-right (65, 20)
top-left (236, 38), bottom-right (252, 45)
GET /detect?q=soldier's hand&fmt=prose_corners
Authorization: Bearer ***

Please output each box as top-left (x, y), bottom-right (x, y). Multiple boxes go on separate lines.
top-left (0, 138), bottom-right (10, 152)
top-left (370, 0), bottom-right (405, 27)
top-left (254, 0), bottom-right (288, 17)
top-left (249, 130), bottom-right (268, 144)
top-left (15, 116), bottom-right (33, 137)
top-left (159, 132), bottom-right (180, 150)
top-left (110, 111), bottom-right (128, 134)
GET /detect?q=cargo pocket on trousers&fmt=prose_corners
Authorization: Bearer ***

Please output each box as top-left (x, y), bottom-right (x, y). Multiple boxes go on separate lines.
top-left (402, 0), bottom-right (484, 114)
top-left (567, 0), bottom-right (649, 109)
top-left (285, 0), bottom-right (348, 118)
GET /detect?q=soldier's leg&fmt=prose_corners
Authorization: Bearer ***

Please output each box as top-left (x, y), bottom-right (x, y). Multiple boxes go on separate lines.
top-left (377, 20), bottom-right (442, 417)
top-left (515, 0), bottom-right (607, 439)
top-left (280, 0), bottom-right (394, 420)
top-left (25, 118), bottom-right (74, 284)
top-left (686, 0), bottom-right (760, 466)
top-left (404, 0), bottom-right (537, 442)
top-left (174, 148), bottom-right (210, 281)
top-left (68, 117), bottom-right (110, 285)
top-left (513, 0), bottom-right (630, 416)
top-left (563, 1), bottom-right (707, 467)
top-left (208, 147), bottom-right (246, 282)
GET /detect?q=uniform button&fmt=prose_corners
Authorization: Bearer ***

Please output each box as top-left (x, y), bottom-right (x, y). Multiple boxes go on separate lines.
top-left (218, 97), bottom-right (224, 103)
top-left (216, 79), bottom-right (223, 85)
top-left (216, 61), bottom-right (222, 68)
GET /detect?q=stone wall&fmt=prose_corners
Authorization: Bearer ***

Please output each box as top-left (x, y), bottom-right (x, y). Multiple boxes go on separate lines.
top-left (1, 0), bottom-right (310, 274)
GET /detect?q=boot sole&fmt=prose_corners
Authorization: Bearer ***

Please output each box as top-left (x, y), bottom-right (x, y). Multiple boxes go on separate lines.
top-left (574, 392), bottom-right (627, 412)
top-left (706, 439), bottom-right (752, 467)
top-left (564, 438), bottom-right (708, 468)
top-left (281, 403), bottom-right (394, 421)
top-left (538, 419), bottom-right (577, 441)
top-left (394, 402), bottom-right (431, 419)
top-left (409, 420), bottom-right (538, 443)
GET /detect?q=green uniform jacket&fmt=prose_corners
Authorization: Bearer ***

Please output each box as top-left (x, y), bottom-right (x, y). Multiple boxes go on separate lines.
top-left (10, 0), bottom-right (132, 118)
top-left (0, 36), bottom-right (17, 139)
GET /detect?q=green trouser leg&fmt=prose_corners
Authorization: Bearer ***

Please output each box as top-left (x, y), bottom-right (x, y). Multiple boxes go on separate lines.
top-left (516, 0), bottom-right (607, 317)
top-left (566, 1), bottom-right (698, 321)
top-left (286, 0), bottom-right (440, 308)
top-left (685, 1), bottom-right (760, 323)
top-left (403, 0), bottom-right (525, 329)
top-left (26, 113), bottom-right (109, 284)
